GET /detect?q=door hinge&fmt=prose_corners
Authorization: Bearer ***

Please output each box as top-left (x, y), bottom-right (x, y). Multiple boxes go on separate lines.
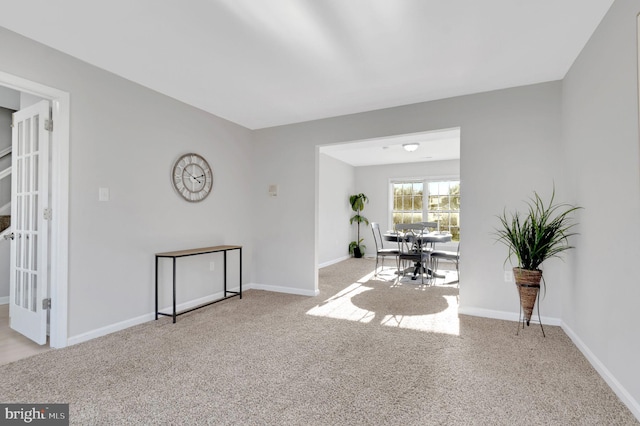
top-left (42, 298), bottom-right (51, 310)
top-left (43, 208), bottom-right (52, 220)
top-left (44, 119), bottom-right (53, 132)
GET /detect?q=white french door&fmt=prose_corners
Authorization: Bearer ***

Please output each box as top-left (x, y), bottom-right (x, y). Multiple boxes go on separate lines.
top-left (9, 100), bottom-right (50, 345)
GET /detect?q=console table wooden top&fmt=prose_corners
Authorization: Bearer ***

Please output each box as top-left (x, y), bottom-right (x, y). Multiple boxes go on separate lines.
top-left (155, 245), bottom-right (242, 258)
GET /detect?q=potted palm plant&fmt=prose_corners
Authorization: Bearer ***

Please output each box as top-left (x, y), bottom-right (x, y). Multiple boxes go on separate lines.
top-left (349, 193), bottom-right (369, 258)
top-left (495, 189), bottom-right (580, 327)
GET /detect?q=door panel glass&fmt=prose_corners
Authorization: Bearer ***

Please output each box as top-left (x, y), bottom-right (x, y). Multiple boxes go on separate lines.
top-left (15, 194), bottom-right (21, 229)
top-left (33, 156), bottom-right (39, 192)
top-left (16, 158), bottom-right (22, 193)
top-left (15, 271), bottom-right (20, 305)
top-left (31, 275), bottom-right (37, 313)
top-left (16, 233), bottom-right (22, 269)
top-left (33, 195), bottom-right (38, 231)
top-left (32, 235), bottom-right (37, 270)
top-left (26, 235), bottom-right (31, 270)
top-left (25, 157), bottom-right (31, 194)
top-left (25, 118), bottom-right (31, 155)
top-left (24, 196), bottom-right (30, 232)
top-left (17, 121), bottom-right (23, 156)
top-left (25, 235), bottom-right (31, 273)
top-left (22, 272), bottom-right (28, 309)
top-left (33, 116), bottom-right (39, 152)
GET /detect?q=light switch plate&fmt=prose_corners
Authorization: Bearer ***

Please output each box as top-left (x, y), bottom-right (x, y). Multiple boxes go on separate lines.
top-left (99, 187), bottom-right (110, 202)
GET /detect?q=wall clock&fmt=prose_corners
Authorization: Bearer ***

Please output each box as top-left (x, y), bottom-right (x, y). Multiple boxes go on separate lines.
top-left (171, 153), bottom-right (213, 202)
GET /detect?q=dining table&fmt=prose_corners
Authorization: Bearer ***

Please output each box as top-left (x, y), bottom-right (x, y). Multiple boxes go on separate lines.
top-left (383, 230), bottom-right (452, 280)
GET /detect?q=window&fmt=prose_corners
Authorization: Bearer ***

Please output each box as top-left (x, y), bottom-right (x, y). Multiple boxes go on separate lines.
top-left (391, 179), bottom-right (460, 241)
top-left (392, 181), bottom-right (423, 225)
top-left (427, 181), bottom-right (460, 241)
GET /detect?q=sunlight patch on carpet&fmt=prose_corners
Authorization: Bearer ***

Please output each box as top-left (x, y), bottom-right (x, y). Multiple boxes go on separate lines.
top-left (307, 269), bottom-right (460, 335)
top-left (380, 295), bottom-right (459, 335)
top-left (306, 282), bottom-right (377, 323)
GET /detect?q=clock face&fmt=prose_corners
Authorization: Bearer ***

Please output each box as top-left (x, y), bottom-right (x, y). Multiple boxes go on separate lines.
top-left (171, 153), bottom-right (213, 202)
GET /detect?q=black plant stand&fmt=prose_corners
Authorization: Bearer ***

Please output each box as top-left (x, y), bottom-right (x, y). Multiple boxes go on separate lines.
top-left (516, 286), bottom-right (545, 337)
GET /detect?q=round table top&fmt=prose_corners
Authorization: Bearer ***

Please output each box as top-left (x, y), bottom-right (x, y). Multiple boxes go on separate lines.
top-left (383, 231), bottom-right (452, 243)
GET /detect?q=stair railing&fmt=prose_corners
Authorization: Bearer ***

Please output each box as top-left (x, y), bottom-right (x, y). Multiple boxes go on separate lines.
top-left (0, 146), bottom-right (10, 182)
top-left (0, 146), bottom-right (11, 161)
top-left (0, 145), bottom-right (11, 239)
top-left (0, 165), bottom-right (11, 182)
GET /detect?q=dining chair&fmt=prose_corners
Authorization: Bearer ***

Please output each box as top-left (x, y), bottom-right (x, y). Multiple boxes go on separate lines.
top-left (370, 222), bottom-right (400, 278)
top-left (429, 243), bottom-right (460, 284)
top-left (394, 223), bottom-right (431, 284)
top-left (420, 221), bottom-right (439, 232)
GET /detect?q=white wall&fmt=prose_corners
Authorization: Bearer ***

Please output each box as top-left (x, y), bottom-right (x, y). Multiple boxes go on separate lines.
top-left (0, 26), bottom-right (255, 338)
top-left (250, 128), bottom-right (319, 295)
top-left (355, 159), bottom-right (460, 256)
top-left (0, 85), bottom-right (19, 110)
top-left (318, 153), bottom-right (354, 266)
top-left (562, 0), bottom-right (640, 416)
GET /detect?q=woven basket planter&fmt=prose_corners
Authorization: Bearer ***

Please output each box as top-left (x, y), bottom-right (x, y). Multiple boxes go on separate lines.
top-left (513, 267), bottom-right (542, 326)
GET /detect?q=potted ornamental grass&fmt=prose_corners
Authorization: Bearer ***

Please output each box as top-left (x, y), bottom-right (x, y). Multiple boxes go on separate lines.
top-left (495, 189), bottom-right (580, 326)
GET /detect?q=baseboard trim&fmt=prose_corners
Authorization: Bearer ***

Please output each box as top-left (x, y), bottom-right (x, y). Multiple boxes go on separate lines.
top-left (561, 321), bottom-right (640, 421)
top-left (319, 255), bottom-right (350, 269)
top-left (247, 283), bottom-right (319, 296)
top-left (0, 296), bottom-right (9, 305)
top-left (67, 312), bottom-right (153, 346)
top-left (68, 289), bottom-right (243, 346)
top-left (457, 305), bottom-right (561, 326)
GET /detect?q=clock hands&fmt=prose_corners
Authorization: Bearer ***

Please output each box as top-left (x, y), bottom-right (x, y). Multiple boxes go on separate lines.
top-left (185, 169), bottom-right (203, 185)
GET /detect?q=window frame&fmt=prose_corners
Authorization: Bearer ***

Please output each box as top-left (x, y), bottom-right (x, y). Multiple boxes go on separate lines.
top-left (389, 176), bottom-right (460, 241)
top-left (389, 179), bottom-right (425, 226)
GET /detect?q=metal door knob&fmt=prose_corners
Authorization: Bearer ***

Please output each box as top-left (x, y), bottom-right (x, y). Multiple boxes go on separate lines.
top-left (3, 233), bottom-right (14, 240)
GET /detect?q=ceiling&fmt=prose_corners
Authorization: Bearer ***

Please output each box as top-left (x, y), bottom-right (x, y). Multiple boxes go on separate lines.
top-left (320, 128), bottom-right (460, 167)
top-left (0, 1), bottom-right (613, 131)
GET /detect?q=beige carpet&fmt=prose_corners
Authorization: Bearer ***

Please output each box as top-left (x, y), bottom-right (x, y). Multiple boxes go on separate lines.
top-left (0, 258), bottom-right (637, 425)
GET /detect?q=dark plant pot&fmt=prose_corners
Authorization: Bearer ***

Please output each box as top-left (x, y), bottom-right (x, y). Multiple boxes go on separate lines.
top-left (353, 247), bottom-right (363, 258)
top-left (513, 267), bottom-right (542, 326)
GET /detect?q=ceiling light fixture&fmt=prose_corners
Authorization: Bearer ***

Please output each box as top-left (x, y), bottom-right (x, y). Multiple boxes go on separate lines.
top-left (403, 143), bottom-right (419, 152)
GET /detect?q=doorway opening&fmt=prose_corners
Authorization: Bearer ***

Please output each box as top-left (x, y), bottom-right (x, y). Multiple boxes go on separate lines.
top-left (316, 128), bottom-right (461, 288)
top-left (0, 71), bottom-right (70, 350)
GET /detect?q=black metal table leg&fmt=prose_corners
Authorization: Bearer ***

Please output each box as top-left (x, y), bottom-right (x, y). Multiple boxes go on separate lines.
top-left (172, 257), bottom-right (177, 324)
top-left (155, 256), bottom-right (159, 320)
top-left (223, 250), bottom-right (228, 297)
